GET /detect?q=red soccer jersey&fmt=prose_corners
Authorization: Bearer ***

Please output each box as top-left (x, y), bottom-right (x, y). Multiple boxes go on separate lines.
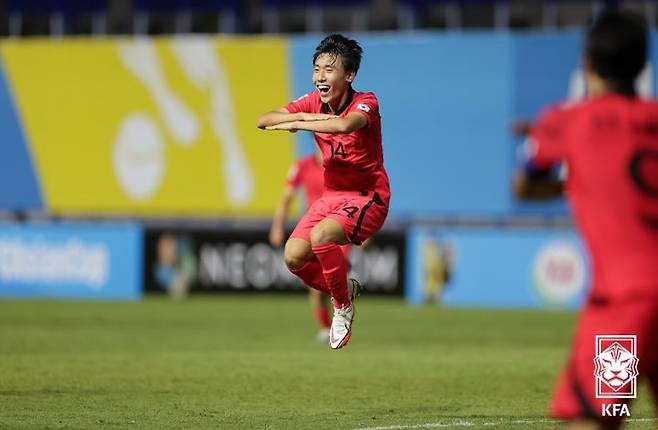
top-left (286, 154), bottom-right (324, 207)
top-left (529, 94), bottom-right (658, 298)
top-left (285, 89), bottom-right (390, 203)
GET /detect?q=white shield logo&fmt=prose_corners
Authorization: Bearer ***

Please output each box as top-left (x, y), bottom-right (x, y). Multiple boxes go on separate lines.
top-left (594, 335), bottom-right (639, 398)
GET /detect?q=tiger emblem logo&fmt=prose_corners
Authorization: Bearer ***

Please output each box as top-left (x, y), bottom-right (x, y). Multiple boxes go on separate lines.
top-left (594, 341), bottom-right (639, 392)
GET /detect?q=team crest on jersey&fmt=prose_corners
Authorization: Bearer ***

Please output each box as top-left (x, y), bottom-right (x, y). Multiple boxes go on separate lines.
top-left (594, 335), bottom-right (638, 398)
top-left (356, 103), bottom-right (371, 113)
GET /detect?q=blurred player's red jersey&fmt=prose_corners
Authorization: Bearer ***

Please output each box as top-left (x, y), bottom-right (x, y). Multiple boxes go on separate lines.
top-left (529, 94), bottom-right (658, 298)
top-left (287, 155), bottom-right (324, 205)
top-left (286, 90), bottom-right (390, 203)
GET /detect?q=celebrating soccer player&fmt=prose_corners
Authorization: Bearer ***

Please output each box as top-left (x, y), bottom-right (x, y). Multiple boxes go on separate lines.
top-left (269, 148), bottom-right (351, 344)
top-left (257, 34), bottom-right (390, 349)
top-left (514, 10), bottom-right (658, 430)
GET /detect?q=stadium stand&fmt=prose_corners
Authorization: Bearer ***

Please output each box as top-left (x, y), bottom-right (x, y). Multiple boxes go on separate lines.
top-left (7, 0), bottom-right (108, 36)
top-left (0, 0), bottom-right (655, 36)
top-left (132, 0), bottom-right (240, 34)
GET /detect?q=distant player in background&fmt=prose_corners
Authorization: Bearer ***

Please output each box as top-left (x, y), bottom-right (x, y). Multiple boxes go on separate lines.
top-left (153, 232), bottom-right (196, 299)
top-left (258, 34), bottom-right (390, 349)
top-left (422, 237), bottom-right (453, 304)
top-left (514, 10), bottom-right (658, 429)
top-left (269, 149), bottom-right (350, 343)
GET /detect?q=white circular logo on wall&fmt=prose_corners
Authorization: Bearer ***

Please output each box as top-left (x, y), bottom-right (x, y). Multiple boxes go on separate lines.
top-left (533, 241), bottom-right (586, 307)
top-left (113, 113), bottom-right (166, 201)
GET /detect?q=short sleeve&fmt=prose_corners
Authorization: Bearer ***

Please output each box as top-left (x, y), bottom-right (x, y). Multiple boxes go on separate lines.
top-left (286, 161), bottom-right (302, 189)
top-left (351, 92), bottom-right (379, 126)
top-left (528, 105), bottom-right (571, 169)
top-left (285, 92), bottom-right (313, 114)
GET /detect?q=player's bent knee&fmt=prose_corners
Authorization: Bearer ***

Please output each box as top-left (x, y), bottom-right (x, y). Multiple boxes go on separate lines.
top-left (284, 255), bottom-right (303, 270)
top-left (283, 240), bottom-right (312, 270)
top-left (283, 249), bottom-right (306, 270)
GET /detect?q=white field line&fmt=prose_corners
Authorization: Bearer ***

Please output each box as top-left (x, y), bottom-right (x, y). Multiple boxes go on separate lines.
top-left (353, 417), bottom-right (658, 430)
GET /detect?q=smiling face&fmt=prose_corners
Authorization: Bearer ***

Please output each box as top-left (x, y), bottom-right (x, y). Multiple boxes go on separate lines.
top-left (313, 53), bottom-right (355, 110)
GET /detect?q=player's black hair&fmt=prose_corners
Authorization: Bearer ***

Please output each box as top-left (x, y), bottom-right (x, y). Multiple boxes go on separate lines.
top-left (313, 34), bottom-right (363, 74)
top-left (585, 9), bottom-right (647, 92)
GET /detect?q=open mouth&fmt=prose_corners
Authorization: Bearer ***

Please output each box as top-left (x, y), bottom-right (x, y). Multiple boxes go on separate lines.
top-left (317, 85), bottom-right (331, 95)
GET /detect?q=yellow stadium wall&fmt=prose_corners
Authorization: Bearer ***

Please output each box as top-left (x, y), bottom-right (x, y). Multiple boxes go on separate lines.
top-left (0, 36), bottom-right (296, 217)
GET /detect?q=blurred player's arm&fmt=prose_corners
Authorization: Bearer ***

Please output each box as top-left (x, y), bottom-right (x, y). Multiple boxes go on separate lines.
top-left (511, 118), bottom-right (565, 201)
top-left (265, 112), bottom-right (366, 134)
top-left (257, 108), bottom-right (336, 129)
top-left (269, 186), bottom-right (296, 247)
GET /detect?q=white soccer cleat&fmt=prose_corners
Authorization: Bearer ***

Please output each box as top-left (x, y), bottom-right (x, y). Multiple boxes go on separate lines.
top-left (329, 304), bottom-right (353, 349)
top-left (329, 279), bottom-right (361, 350)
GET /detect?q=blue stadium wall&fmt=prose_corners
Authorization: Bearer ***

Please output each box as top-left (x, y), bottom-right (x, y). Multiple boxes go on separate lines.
top-left (405, 227), bottom-right (590, 309)
top-left (0, 223), bottom-right (142, 300)
top-left (291, 31), bottom-right (658, 218)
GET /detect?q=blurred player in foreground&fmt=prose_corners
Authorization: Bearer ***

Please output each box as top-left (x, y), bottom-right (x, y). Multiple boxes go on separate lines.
top-left (258, 34), bottom-right (390, 349)
top-left (514, 10), bottom-right (658, 430)
top-left (269, 149), bottom-right (350, 343)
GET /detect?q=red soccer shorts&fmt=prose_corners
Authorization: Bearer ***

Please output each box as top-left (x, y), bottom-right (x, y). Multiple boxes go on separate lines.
top-left (290, 190), bottom-right (388, 245)
top-left (550, 293), bottom-right (658, 425)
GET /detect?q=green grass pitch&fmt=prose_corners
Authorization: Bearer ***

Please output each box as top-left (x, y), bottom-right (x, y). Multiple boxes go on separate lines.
top-left (0, 295), bottom-right (654, 429)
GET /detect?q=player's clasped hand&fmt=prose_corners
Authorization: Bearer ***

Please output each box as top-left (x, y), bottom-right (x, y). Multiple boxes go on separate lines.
top-left (269, 225), bottom-right (285, 247)
top-left (265, 114), bottom-right (338, 132)
top-left (265, 122), bottom-right (299, 132)
top-left (298, 113), bottom-right (338, 122)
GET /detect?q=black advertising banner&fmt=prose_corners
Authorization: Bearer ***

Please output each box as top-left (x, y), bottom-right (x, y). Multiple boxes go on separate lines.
top-left (144, 227), bottom-right (405, 296)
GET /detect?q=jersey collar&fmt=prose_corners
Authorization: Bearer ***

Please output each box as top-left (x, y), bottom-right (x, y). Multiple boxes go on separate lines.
top-left (321, 87), bottom-right (355, 115)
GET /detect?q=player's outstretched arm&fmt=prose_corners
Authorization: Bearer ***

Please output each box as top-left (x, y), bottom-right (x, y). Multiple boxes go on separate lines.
top-left (266, 112), bottom-right (366, 134)
top-left (257, 108), bottom-right (337, 129)
top-left (257, 108), bottom-right (300, 129)
top-left (511, 115), bottom-right (565, 200)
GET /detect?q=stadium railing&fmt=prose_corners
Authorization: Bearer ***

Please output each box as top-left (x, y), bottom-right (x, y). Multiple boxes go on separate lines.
top-left (2, 0), bottom-right (657, 36)
top-left (261, 0), bottom-right (370, 33)
top-left (8, 0), bottom-right (108, 36)
top-left (132, 0), bottom-right (241, 34)
top-left (396, 0), bottom-right (511, 30)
